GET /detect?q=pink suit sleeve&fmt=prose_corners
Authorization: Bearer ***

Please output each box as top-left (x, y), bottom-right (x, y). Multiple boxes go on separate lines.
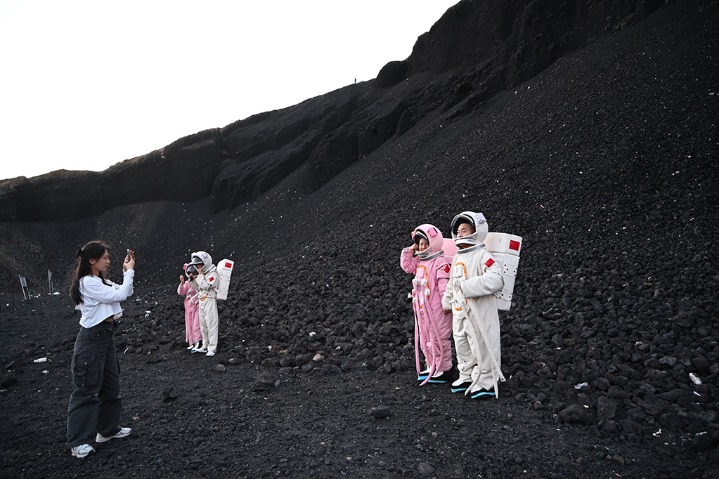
top-left (400, 248), bottom-right (419, 274)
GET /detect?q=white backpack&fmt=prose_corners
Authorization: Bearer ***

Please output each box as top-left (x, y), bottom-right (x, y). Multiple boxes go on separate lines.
top-left (215, 259), bottom-right (235, 301)
top-left (483, 233), bottom-right (522, 311)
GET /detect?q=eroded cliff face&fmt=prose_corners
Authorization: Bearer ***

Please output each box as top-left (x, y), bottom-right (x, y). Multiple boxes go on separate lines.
top-left (0, 0), bottom-right (666, 224)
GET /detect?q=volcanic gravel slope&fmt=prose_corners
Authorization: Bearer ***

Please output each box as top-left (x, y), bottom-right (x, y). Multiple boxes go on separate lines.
top-left (1, 0), bottom-right (719, 478)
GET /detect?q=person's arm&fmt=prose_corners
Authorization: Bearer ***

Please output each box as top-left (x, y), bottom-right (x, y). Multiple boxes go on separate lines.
top-left (178, 276), bottom-right (190, 295)
top-left (436, 261), bottom-right (451, 299)
top-left (400, 245), bottom-right (419, 274)
top-left (442, 275), bottom-right (454, 311)
top-left (83, 271), bottom-right (134, 303)
top-left (461, 252), bottom-right (503, 298)
top-left (195, 271), bottom-right (218, 291)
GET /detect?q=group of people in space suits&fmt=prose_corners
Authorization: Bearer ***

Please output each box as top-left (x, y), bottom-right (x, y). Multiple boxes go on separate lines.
top-left (175, 210), bottom-right (506, 401)
top-left (177, 251), bottom-right (221, 357)
top-left (401, 211), bottom-right (505, 400)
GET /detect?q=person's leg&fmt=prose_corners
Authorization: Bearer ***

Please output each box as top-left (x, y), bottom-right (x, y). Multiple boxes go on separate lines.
top-left (96, 324), bottom-right (123, 437)
top-left (67, 325), bottom-right (106, 448)
top-left (436, 310), bottom-right (454, 373)
top-left (184, 304), bottom-right (193, 345)
top-left (474, 315), bottom-right (502, 391)
top-left (191, 307), bottom-right (201, 345)
top-left (198, 305), bottom-right (209, 350)
top-left (453, 318), bottom-right (475, 383)
top-left (205, 300), bottom-right (219, 353)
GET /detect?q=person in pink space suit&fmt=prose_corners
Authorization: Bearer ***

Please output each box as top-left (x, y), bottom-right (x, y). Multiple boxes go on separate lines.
top-left (178, 263), bottom-right (201, 351)
top-left (400, 224), bottom-right (454, 385)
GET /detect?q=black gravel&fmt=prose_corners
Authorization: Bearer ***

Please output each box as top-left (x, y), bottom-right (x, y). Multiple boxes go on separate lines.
top-left (1, 0), bottom-right (718, 477)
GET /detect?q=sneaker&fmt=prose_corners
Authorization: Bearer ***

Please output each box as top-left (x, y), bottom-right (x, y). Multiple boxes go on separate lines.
top-left (427, 371), bottom-right (452, 384)
top-left (417, 369), bottom-right (430, 382)
top-left (470, 388), bottom-right (496, 400)
top-left (451, 379), bottom-right (472, 394)
top-left (192, 347), bottom-right (207, 354)
top-left (71, 444), bottom-right (95, 458)
top-left (96, 427), bottom-right (132, 443)
top-left (187, 344), bottom-right (195, 350)
top-left (206, 350), bottom-right (215, 357)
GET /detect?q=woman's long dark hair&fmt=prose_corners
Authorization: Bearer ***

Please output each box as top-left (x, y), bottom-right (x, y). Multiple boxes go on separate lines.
top-left (69, 241), bottom-right (112, 305)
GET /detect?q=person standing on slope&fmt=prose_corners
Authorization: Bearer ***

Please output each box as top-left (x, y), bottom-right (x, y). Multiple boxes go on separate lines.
top-left (401, 224), bottom-right (453, 385)
top-left (442, 212), bottom-right (505, 399)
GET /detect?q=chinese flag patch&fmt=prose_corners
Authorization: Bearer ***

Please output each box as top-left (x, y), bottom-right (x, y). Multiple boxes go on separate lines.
top-left (485, 258), bottom-right (495, 268)
top-left (443, 264), bottom-right (450, 273)
top-left (509, 240), bottom-right (521, 252)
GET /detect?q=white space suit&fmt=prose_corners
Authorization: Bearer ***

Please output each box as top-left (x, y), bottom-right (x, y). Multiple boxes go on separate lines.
top-left (442, 211), bottom-right (505, 399)
top-left (189, 251), bottom-right (221, 356)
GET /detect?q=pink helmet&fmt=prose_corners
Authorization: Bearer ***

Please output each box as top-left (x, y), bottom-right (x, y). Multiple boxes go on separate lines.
top-left (411, 224), bottom-right (445, 255)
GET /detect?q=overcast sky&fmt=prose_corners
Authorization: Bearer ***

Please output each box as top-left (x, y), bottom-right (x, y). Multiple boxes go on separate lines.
top-left (0, 1), bottom-right (459, 181)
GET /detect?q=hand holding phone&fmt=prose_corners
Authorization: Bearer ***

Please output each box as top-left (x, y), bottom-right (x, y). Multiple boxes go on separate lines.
top-left (124, 249), bottom-right (136, 272)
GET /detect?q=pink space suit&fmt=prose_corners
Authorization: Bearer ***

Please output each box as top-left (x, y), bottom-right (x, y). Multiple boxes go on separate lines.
top-left (178, 263), bottom-right (201, 348)
top-left (400, 224), bottom-right (453, 384)
top-left (442, 211), bottom-right (505, 399)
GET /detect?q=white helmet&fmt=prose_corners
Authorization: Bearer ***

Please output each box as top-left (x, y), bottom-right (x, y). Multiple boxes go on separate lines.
top-left (450, 211), bottom-right (488, 247)
top-left (190, 251), bottom-right (213, 270)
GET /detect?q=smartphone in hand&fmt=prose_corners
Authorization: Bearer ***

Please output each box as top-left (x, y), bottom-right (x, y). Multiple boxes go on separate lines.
top-left (126, 249), bottom-right (135, 260)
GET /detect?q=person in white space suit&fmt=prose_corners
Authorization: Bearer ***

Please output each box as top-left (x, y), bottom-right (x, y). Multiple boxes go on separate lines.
top-left (442, 211), bottom-right (505, 399)
top-left (188, 251), bottom-right (221, 357)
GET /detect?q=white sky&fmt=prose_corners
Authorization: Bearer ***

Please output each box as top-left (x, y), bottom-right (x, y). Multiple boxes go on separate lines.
top-left (0, 0), bottom-right (458, 181)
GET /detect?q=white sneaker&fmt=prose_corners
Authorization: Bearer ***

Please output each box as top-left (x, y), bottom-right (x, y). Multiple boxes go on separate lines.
top-left (71, 444), bottom-right (95, 458)
top-left (192, 347), bottom-right (207, 353)
top-left (206, 350), bottom-right (215, 357)
top-left (186, 344), bottom-right (194, 350)
top-left (96, 427), bottom-right (132, 443)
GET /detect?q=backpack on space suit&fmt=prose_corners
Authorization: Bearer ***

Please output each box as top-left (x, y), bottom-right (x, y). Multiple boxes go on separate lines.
top-left (450, 212), bottom-right (522, 311)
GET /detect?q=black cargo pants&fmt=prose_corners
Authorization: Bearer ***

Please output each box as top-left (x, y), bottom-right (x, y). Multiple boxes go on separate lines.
top-left (66, 320), bottom-right (122, 448)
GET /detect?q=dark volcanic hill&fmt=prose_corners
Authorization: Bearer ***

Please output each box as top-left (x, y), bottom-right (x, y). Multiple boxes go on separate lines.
top-left (1, 0), bottom-right (718, 476)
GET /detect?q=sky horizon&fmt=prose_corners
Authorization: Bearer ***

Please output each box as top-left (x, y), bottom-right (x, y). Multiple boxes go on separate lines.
top-left (0, 1), bottom-right (459, 181)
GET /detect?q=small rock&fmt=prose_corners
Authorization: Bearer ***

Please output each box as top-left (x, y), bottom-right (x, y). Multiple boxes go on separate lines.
top-left (370, 405), bottom-right (391, 419)
top-left (418, 462), bottom-right (435, 477)
top-left (558, 404), bottom-right (592, 424)
top-left (691, 432), bottom-right (716, 452)
top-left (162, 388), bottom-right (177, 403)
top-left (1, 376), bottom-right (17, 388)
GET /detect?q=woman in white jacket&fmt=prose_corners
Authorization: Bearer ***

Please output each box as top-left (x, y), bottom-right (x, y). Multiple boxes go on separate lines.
top-left (66, 241), bottom-right (135, 458)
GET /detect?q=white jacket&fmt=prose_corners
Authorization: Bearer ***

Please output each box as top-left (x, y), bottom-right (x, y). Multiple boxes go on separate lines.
top-left (77, 270), bottom-right (134, 328)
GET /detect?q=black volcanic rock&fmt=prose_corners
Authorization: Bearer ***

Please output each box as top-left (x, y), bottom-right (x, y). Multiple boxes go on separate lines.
top-left (0, 0), bottom-right (671, 225)
top-left (1, 0), bottom-right (719, 477)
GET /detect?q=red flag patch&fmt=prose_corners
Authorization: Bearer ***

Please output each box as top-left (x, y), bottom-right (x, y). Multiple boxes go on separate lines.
top-left (443, 264), bottom-right (451, 273)
top-left (509, 240), bottom-right (521, 252)
top-left (485, 258), bottom-right (495, 268)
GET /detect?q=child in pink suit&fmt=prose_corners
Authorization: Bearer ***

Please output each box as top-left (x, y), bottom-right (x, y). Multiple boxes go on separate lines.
top-left (178, 263), bottom-right (201, 350)
top-left (400, 224), bottom-right (454, 385)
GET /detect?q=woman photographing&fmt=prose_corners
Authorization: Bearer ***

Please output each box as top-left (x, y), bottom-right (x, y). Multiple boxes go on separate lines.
top-left (66, 241), bottom-right (135, 458)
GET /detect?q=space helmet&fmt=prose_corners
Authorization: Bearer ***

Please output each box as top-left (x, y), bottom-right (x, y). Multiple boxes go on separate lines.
top-left (411, 224), bottom-right (444, 259)
top-left (450, 211), bottom-right (488, 247)
top-left (189, 251), bottom-right (213, 270)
